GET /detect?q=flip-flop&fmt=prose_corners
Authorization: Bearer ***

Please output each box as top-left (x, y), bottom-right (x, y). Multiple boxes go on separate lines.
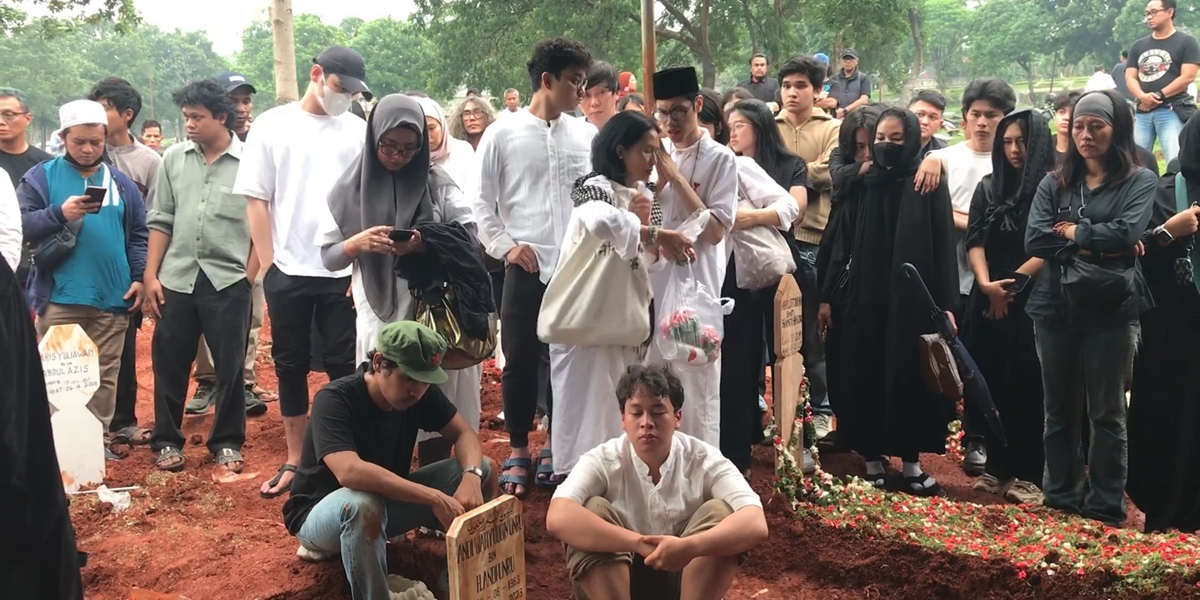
top-left (260, 463), bottom-right (297, 499)
top-left (214, 448), bottom-right (245, 474)
top-left (155, 447), bottom-right (185, 472)
top-left (110, 426), bottom-right (152, 446)
top-left (250, 385), bottom-right (278, 402)
top-left (498, 457), bottom-right (532, 499)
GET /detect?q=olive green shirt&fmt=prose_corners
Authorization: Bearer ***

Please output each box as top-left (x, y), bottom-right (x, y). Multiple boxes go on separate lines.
top-left (146, 134), bottom-right (250, 293)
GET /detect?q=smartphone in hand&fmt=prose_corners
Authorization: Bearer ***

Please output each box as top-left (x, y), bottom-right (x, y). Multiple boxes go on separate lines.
top-left (83, 186), bottom-right (107, 212)
top-left (389, 229), bottom-right (415, 243)
top-left (1000, 270), bottom-right (1031, 294)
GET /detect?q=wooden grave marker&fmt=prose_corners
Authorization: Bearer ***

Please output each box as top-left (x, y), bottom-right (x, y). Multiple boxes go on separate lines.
top-left (39, 324), bottom-right (104, 493)
top-left (772, 276), bottom-right (805, 467)
top-left (446, 495), bottom-right (526, 600)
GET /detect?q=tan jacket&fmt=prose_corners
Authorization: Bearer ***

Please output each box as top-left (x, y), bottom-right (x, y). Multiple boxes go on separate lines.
top-left (775, 108), bottom-right (840, 245)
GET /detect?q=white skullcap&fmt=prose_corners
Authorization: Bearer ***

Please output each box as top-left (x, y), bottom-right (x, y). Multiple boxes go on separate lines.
top-left (59, 100), bottom-right (108, 130)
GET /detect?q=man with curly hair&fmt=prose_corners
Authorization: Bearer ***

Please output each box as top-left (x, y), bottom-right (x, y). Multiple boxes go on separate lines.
top-left (472, 36), bottom-right (596, 497)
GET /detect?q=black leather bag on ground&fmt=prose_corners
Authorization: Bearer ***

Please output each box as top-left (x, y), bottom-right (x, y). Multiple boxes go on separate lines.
top-left (31, 219), bottom-right (83, 272)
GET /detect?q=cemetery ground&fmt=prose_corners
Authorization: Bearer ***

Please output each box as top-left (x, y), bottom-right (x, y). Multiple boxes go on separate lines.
top-left (72, 319), bottom-right (1200, 600)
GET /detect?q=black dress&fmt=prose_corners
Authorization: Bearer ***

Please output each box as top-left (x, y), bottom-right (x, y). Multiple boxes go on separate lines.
top-left (720, 156), bottom-right (808, 472)
top-left (0, 258), bottom-right (84, 599)
top-left (961, 110), bottom-right (1052, 485)
top-left (841, 108), bottom-right (960, 461)
top-left (1126, 160), bottom-right (1200, 533)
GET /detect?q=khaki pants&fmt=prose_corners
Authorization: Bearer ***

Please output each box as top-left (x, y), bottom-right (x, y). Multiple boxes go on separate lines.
top-left (565, 497), bottom-right (733, 600)
top-left (36, 303), bottom-right (130, 428)
top-left (194, 277), bottom-right (263, 385)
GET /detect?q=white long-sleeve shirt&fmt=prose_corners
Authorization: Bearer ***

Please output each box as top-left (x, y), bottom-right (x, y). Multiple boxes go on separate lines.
top-left (0, 167), bottom-right (22, 273)
top-left (734, 156), bottom-right (802, 229)
top-left (473, 108), bottom-right (597, 284)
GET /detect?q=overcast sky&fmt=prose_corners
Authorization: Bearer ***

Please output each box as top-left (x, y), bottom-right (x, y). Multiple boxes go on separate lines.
top-left (127, 0), bottom-right (417, 56)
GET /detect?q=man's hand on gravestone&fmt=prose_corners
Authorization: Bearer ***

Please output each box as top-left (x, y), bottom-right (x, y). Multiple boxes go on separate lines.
top-left (639, 535), bottom-right (697, 571)
top-left (431, 490), bottom-right (465, 530)
top-left (453, 473), bottom-right (485, 512)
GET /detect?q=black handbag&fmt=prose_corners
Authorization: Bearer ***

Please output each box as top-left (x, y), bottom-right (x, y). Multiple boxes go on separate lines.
top-left (31, 218), bottom-right (83, 272)
top-left (1057, 184), bottom-right (1135, 311)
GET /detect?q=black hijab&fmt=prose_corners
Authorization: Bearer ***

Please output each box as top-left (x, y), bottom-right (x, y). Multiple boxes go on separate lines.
top-left (1179, 111), bottom-right (1200, 207)
top-left (865, 108), bottom-right (923, 185)
top-left (850, 107), bottom-right (959, 309)
top-left (965, 109), bottom-right (1054, 249)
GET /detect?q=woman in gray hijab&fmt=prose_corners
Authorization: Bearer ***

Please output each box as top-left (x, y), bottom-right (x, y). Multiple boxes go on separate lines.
top-left (317, 93), bottom-right (481, 442)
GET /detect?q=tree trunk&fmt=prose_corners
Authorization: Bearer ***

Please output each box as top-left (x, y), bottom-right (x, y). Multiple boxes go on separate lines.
top-left (701, 0), bottom-right (715, 88)
top-left (897, 5), bottom-right (924, 104)
top-left (270, 0), bottom-right (299, 103)
top-left (1047, 51), bottom-right (1059, 95)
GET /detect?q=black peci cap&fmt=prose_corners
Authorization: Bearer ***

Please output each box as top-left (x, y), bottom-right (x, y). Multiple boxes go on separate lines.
top-left (652, 66), bottom-right (700, 100)
top-left (314, 46), bottom-right (369, 94)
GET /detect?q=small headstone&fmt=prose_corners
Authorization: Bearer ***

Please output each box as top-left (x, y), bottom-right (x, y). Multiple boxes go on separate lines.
top-left (772, 277), bottom-right (805, 463)
top-left (39, 324), bottom-right (104, 493)
top-left (446, 495), bottom-right (526, 600)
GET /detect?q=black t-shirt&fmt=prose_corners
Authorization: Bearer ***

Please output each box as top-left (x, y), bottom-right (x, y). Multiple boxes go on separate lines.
top-left (1127, 31), bottom-right (1200, 104)
top-left (0, 146), bottom-right (51, 187)
top-left (281, 369), bottom-right (458, 534)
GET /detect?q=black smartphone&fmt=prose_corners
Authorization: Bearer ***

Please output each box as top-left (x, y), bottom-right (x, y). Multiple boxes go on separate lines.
top-left (82, 186), bottom-right (106, 212)
top-left (389, 229), bottom-right (415, 242)
top-left (999, 271), bottom-right (1031, 294)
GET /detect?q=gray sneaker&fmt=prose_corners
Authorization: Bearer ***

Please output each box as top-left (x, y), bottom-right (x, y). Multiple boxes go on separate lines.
top-left (962, 440), bottom-right (986, 476)
top-left (813, 414), bottom-right (833, 440)
top-left (244, 386), bottom-right (268, 416)
top-left (185, 382), bottom-right (215, 415)
top-left (802, 448), bottom-right (817, 475)
top-left (1005, 480), bottom-right (1044, 505)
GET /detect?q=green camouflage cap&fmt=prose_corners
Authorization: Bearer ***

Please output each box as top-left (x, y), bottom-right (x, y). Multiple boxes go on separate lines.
top-left (375, 321), bottom-right (448, 385)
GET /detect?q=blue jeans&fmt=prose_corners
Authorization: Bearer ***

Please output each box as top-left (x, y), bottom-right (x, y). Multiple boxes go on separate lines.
top-left (1134, 107), bottom-right (1183, 164)
top-left (295, 458), bottom-right (492, 600)
top-left (794, 242), bottom-right (830, 416)
top-left (1033, 320), bottom-right (1139, 525)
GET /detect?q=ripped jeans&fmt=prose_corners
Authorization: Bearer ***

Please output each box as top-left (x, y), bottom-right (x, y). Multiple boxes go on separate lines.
top-left (295, 458), bottom-right (492, 600)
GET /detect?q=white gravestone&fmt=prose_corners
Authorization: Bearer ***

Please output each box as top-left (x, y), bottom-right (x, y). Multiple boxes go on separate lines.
top-left (39, 324), bottom-right (104, 493)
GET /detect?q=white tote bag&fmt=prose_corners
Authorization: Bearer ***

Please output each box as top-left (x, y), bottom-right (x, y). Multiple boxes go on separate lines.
top-left (730, 199), bottom-right (796, 290)
top-left (538, 183), bottom-right (652, 347)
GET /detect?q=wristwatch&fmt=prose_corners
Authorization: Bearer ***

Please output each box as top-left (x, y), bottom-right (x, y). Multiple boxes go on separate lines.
top-left (463, 466), bottom-right (485, 479)
top-left (1153, 225), bottom-right (1175, 245)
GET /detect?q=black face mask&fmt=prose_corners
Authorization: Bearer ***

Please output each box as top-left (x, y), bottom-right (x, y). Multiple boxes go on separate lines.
top-left (63, 151), bottom-right (104, 169)
top-left (873, 142), bottom-right (905, 170)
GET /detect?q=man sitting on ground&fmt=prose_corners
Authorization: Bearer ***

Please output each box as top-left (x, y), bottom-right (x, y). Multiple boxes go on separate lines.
top-left (281, 321), bottom-right (497, 599)
top-left (546, 364), bottom-right (769, 600)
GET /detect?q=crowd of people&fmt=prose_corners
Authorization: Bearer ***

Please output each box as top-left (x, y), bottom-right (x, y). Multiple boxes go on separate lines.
top-left (4, 1), bottom-right (1200, 599)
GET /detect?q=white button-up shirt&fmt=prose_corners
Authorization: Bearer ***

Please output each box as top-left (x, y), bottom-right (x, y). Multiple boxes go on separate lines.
top-left (553, 432), bottom-right (762, 536)
top-left (473, 108), bottom-right (597, 284)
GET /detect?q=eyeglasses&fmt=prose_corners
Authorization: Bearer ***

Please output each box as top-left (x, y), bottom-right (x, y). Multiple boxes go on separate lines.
top-left (653, 106), bottom-right (692, 122)
top-left (0, 111), bottom-right (28, 122)
top-left (462, 109), bottom-right (485, 121)
top-left (1146, 8), bottom-right (1168, 17)
top-left (378, 142), bottom-right (420, 158)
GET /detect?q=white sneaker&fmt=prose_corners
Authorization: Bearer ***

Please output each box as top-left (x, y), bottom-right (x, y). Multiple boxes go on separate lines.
top-left (296, 544), bottom-right (335, 562)
top-left (813, 414), bottom-right (833, 440)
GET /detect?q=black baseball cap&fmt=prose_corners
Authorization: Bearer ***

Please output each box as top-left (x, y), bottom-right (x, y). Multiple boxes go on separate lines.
top-left (314, 46), bottom-right (369, 94)
top-left (842, 48), bottom-right (859, 59)
top-left (214, 72), bottom-right (257, 94)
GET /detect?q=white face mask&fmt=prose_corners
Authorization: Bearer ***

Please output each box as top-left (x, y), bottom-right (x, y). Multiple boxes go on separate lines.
top-left (318, 77), bottom-right (353, 117)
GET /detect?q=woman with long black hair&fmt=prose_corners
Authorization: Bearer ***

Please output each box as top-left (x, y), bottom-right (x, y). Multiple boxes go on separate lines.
top-left (842, 108), bottom-right (960, 496)
top-left (702, 98), bottom-right (804, 474)
top-left (1126, 116), bottom-right (1200, 534)
top-left (1025, 89), bottom-right (1156, 526)
top-left (817, 106), bottom-right (880, 437)
top-left (962, 109), bottom-right (1054, 504)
